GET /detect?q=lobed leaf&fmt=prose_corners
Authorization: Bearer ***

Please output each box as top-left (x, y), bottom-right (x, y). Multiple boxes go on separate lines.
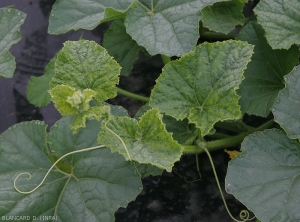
top-left (150, 40), bottom-right (253, 136)
top-left (254, 0), bottom-right (300, 50)
top-left (0, 118), bottom-right (142, 221)
top-left (237, 22), bottom-right (299, 117)
top-left (98, 108), bottom-right (183, 172)
top-left (272, 66), bottom-right (300, 139)
top-left (103, 19), bottom-right (140, 76)
top-left (0, 8), bottom-right (26, 78)
top-left (50, 40), bottom-right (120, 103)
top-left (48, 0), bottom-right (135, 34)
top-left (201, 0), bottom-right (247, 34)
top-left (135, 104), bottom-right (198, 145)
top-left (226, 129), bottom-right (300, 222)
top-left (125, 0), bottom-right (227, 56)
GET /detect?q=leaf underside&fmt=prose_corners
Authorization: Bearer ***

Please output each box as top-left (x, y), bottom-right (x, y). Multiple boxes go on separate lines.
top-left (226, 129), bottom-right (300, 222)
top-left (150, 40), bottom-right (254, 136)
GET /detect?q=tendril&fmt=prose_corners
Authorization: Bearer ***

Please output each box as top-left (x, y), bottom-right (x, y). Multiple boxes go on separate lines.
top-left (105, 125), bottom-right (131, 160)
top-left (196, 141), bottom-right (255, 222)
top-left (14, 145), bottom-right (105, 194)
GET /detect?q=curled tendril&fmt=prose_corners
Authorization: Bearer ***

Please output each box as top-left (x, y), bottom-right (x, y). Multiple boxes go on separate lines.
top-left (14, 145), bottom-right (105, 194)
top-left (240, 210), bottom-right (256, 221)
top-left (196, 141), bottom-right (256, 222)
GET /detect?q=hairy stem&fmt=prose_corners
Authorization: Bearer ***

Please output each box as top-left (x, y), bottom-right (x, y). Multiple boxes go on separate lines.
top-left (117, 88), bottom-right (149, 103)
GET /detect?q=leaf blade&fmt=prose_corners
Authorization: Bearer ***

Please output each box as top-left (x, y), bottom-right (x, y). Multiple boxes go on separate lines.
top-left (48, 0), bottom-right (135, 34)
top-left (125, 0), bottom-right (227, 56)
top-left (98, 108), bottom-right (183, 172)
top-left (226, 129), bottom-right (300, 222)
top-left (254, 0), bottom-right (300, 49)
top-left (237, 22), bottom-right (299, 117)
top-left (150, 40), bottom-right (254, 136)
top-left (0, 8), bottom-right (26, 78)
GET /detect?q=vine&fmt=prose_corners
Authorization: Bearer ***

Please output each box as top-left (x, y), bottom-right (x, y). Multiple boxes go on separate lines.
top-left (14, 145), bottom-right (105, 194)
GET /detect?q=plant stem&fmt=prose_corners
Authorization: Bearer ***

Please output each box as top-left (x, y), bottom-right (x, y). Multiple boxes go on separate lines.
top-left (200, 31), bottom-right (237, 41)
top-left (215, 121), bottom-right (245, 133)
top-left (117, 88), bottom-right (149, 103)
top-left (182, 119), bottom-right (274, 154)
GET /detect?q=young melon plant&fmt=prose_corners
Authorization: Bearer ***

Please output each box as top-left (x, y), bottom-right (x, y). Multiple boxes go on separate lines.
top-left (1, 1), bottom-right (300, 221)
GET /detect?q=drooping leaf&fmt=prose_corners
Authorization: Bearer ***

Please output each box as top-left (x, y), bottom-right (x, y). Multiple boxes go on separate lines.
top-left (237, 22), bottom-right (299, 117)
top-left (226, 129), bottom-right (300, 222)
top-left (0, 7), bottom-right (26, 78)
top-left (48, 0), bottom-right (135, 34)
top-left (201, 0), bottom-right (247, 34)
top-left (71, 106), bottom-right (110, 133)
top-left (50, 40), bottom-right (121, 105)
top-left (133, 162), bottom-right (164, 178)
top-left (98, 108), bottom-right (183, 172)
top-left (149, 40), bottom-right (253, 136)
top-left (272, 66), bottom-right (300, 139)
top-left (254, 0), bottom-right (300, 50)
top-left (125, 0), bottom-right (227, 56)
top-left (135, 104), bottom-right (197, 144)
top-left (103, 19), bottom-right (140, 76)
top-left (26, 57), bottom-right (56, 107)
top-left (0, 118), bottom-right (142, 221)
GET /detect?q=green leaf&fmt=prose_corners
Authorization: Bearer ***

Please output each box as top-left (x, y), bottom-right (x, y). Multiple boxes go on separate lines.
top-left (201, 0), bottom-right (247, 34)
top-left (0, 118), bottom-right (142, 221)
top-left (272, 66), bottom-right (300, 139)
top-left (149, 40), bottom-right (253, 136)
top-left (50, 85), bottom-right (86, 115)
top-left (254, 0), bottom-right (300, 50)
top-left (225, 129), bottom-right (300, 222)
top-left (103, 19), bottom-right (140, 76)
top-left (50, 40), bottom-right (121, 104)
top-left (135, 104), bottom-right (197, 144)
top-left (48, 0), bottom-right (135, 34)
top-left (237, 22), bottom-right (299, 117)
top-left (98, 108), bottom-right (183, 172)
top-left (133, 162), bottom-right (164, 178)
top-left (26, 57), bottom-right (56, 107)
top-left (125, 0), bottom-right (226, 56)
top-left (0, 8), bottom-right (26, 78)
top-left (163, 115), bottom-right (198, 145)
top-left (71, 106), bottom-right (110, 133)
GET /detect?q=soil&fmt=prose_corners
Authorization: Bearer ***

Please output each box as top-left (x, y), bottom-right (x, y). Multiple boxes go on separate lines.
top-left (0, 1), bottom-right (258, 221)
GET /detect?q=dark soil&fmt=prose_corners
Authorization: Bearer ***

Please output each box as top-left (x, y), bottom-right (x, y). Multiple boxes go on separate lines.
top-left (0, 1), bottom-right (258, 221)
